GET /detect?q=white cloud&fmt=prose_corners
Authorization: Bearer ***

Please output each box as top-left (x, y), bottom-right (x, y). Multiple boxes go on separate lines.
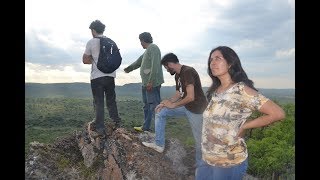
top-left (287, 0), bottom-right (295, 9)
top-left (253, 76), bottom-right (295, 89)
top-left (25, 0), bottom-right (295, 88)
top-left (232, 39), bottom-right (264, 53)
top-left (275, 48), bottom-right (295, 59)
top-left (25, 62), bottom-right (90, 83)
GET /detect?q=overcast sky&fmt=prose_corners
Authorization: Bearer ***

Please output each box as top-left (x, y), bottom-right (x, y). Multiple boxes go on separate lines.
top-left (25, 0), bottom-right (295, 89)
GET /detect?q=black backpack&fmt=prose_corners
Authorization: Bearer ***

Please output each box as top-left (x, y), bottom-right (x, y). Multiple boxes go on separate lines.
top-left (95, 37), bottom-right (122, 73)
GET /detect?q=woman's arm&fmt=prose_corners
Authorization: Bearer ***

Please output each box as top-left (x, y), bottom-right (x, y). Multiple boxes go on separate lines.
top-left (237, 85), bottom-right (286, 137)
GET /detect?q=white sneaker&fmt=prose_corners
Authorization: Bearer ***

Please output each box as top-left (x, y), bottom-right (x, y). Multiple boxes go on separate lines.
top-left (142, 142), bottom-right (164, 153)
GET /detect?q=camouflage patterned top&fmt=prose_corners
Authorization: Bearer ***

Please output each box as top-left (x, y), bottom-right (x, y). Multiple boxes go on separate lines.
top-left (201, 82), bottom-right (269, 167)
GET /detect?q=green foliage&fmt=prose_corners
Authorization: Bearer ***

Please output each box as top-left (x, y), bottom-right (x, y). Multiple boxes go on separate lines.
top-left (25, 126), bottom-right (78, 154)
top-left (25, 98), bottom-right (94, 128)
top-left (76, 161), bottom-right (99, 179)
top-left (166, 117), bottom-right (195, 148)
top-left (25, 83), bottom-right (295, 104)
top-left (57, 156), bottom-right (71, 170)
top-left (246, 103), bottom-right (295, 178)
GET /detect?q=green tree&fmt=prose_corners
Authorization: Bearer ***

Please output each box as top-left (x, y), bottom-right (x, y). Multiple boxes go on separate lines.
top-left (246, 103), bottom-right (295, 178)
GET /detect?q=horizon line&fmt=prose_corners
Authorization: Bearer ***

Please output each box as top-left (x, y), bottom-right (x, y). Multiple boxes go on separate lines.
top-left (25, 82), bottom-right (295, 90)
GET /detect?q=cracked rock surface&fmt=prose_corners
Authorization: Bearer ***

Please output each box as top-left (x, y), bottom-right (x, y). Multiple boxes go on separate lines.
top-left (25, 122), bottom-right (196, 180)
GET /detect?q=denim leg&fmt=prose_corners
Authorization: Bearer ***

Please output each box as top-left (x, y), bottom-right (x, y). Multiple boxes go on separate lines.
top-left (154, 107), bottom-right (186, 146)
top-left (91, 78), bottom-right (105, 129)
top-left (195, 164), bottom-right (212, 180)
top-left (195, 158), bottom-right (248, 180)
top-left (230, 158), bottom-right (248, 180)
top-left (142, 86), bottom-right (149, 128)
top-left (185, 110), bottom-right (203, 167)
top-left (142, 86), bottom-right (161, 131)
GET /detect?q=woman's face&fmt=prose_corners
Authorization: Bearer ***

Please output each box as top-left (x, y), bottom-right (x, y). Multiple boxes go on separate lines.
top-left (209, 50), bottom-right (230, 77)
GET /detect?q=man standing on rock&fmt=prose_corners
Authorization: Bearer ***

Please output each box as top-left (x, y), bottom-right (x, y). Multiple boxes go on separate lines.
top-left (124, 32), bottom-right (164, 132)
top-left (83, 20), bottom-right (122, 136)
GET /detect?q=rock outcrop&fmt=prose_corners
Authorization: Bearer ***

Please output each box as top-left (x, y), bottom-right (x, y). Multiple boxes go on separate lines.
top-left (25, 122), bottom-right (196, 180)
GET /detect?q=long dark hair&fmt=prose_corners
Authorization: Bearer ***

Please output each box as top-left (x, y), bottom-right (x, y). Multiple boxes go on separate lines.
top-left (206, 46), bottom-right (257, 100)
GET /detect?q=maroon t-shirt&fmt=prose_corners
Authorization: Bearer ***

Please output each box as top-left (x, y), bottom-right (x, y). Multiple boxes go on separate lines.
top-left (174, 65), bottom-right (208, 114)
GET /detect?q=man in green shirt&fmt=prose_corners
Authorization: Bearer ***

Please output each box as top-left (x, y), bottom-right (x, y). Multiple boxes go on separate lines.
top-left (124, 32), bottom-right (164, 132)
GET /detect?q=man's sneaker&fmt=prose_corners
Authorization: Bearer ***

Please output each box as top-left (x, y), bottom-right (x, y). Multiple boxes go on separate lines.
top-left (143, 128), bottom-right (152, 132)
top-left (88, 121), bottom-right (106, 140)
top-left (115, 122), bottom-right (121, 128)
top-left (134, 126), bottom-right (152, 132)
top-left (113, 121), bottom-right (122, 129)
top-left (134, 126), bottom-right (144, 132)
top-left (142, 142), bottom-right (164, 153)
top-left (112, 117), bottom-right (122, 128)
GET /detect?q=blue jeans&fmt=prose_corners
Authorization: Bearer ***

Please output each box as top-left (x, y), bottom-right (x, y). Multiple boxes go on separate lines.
top-left (195, 158), bottom-right (248, 180)
top-left (154, 106), bottom-right (203, 166)
top-left (142, 85), bottom-right (161, 131)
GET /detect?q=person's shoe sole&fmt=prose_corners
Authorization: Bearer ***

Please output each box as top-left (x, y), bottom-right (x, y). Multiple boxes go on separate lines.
top-left (142, 142), bottom-right (164, 153)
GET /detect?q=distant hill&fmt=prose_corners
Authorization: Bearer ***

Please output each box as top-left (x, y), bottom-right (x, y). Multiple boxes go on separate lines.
top-left (25, 83), bottom-right (295, 104)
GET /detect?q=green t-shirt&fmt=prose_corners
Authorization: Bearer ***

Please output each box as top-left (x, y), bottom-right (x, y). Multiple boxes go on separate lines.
top-left (125, 43), bottom-right (164, 87)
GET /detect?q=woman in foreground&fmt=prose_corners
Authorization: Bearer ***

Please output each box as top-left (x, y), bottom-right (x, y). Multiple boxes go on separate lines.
top-left (196, 46), bottom-right (285, 180)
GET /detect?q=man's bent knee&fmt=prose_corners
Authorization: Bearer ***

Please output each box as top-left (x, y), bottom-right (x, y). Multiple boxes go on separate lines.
top-left (156, 107), bottom-right (169, 117)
